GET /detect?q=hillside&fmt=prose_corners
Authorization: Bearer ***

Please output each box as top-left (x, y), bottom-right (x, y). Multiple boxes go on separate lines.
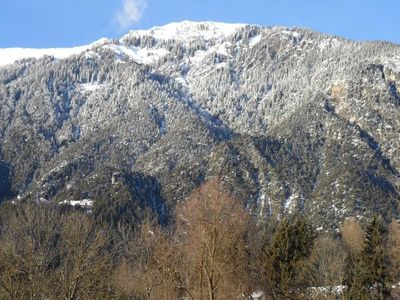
top-left (0, 21), bottom-right (399, 227)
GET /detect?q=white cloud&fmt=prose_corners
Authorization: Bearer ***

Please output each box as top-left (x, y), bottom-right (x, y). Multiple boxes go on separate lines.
top-left (114, 0), bottom-right (147, 30)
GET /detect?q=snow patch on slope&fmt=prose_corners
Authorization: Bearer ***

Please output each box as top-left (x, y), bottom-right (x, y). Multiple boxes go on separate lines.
top-left (104, 44), bottom-right (169, 64)
top-left (284, 192), bottom-right (302, 213)
top-left (281, 30), bottom-right (300, 38)
top-left (381, 55), bottom-right (400, 73)
top-left (80, 82), bottom-right (107, 92)
top-left (61, 199), bottom-right (93, 207)
top-left (249, 34), bottom-right (262, 47)
top-left (318, 38), bottom-right (342, 50)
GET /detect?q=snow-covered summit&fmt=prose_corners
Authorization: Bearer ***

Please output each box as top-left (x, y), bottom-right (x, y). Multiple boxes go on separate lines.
top-left (121, 20), bottom-right (246, 43)
top-left (0, 21), bottom-right (246, 67)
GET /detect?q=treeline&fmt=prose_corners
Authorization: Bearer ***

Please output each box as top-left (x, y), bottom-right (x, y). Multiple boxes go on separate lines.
top-left (0, 179), bottom-right (399, 299)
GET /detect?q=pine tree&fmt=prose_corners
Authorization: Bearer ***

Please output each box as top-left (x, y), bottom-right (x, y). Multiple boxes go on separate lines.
top-left (263, 217), bottom-right (315, 299)
top-left (361, 216), bottom-right (389, 299)
top-left (345, 215), bottom-right (389, 300)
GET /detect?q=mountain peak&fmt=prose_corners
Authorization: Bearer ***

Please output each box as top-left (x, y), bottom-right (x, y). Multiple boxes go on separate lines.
top-left (0, 21), bottom-right (248, 67)
top-left (121, 21), bottom-right (247, 43)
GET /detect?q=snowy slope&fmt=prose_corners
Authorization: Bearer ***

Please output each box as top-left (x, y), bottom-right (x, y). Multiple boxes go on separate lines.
top-left (0, 38), bottom-right (111, 67)
top-left (0, 21), bottom-right (245, 67)
top-left (1, 21), bottom-right (399, 227)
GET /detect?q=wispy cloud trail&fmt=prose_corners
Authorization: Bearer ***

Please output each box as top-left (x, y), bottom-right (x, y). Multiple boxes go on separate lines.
top-left (114, 0), bottom-right (147, 30)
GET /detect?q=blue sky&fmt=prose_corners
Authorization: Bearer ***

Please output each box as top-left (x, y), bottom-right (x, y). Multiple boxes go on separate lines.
top-left (1, 0), bottom-right (399, 48)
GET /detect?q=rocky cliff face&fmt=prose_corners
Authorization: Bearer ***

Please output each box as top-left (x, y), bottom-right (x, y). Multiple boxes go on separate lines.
top-left (0, 21), bottom-right (399, 227)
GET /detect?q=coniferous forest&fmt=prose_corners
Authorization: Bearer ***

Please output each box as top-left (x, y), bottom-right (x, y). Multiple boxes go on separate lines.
top-left (1, 179), bottom-right (399, 299)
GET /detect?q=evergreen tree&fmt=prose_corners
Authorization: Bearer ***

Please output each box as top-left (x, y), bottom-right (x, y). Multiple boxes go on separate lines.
top-left (345, 215), bottom-right (389, 300)
top-left (262, 217), bottom-right (315, 299)
top-left (361, 216), bottom-right (389, 299)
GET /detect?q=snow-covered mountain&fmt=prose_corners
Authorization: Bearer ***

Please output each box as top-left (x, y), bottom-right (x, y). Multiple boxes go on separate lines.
top-left (0, 21), bottom-right (399, 227)
top-left (0, 21), bottom-right (244, 67)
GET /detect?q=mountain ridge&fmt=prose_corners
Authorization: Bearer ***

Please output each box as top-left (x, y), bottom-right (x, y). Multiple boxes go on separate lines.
top-left (0, 21), bottom-right (399, 228)
top-left (4, 21), bottom-right (399, 67)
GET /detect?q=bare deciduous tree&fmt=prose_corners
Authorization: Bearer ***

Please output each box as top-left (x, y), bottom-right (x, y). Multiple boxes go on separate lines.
top-left (301, 234), bottom-right (347, 299)
top-left (115, 219), bottom-right (182, 299)
top-left (340, 218), bottom-right (364, 255)
top-left (0, 204), bottom-right (113, 299)
top-left (57, 212), bottom-right (113, 299)
top-left (0, 203), bottom-right (60, 299)
top-left (176, 179), bottom-right (251, 300)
